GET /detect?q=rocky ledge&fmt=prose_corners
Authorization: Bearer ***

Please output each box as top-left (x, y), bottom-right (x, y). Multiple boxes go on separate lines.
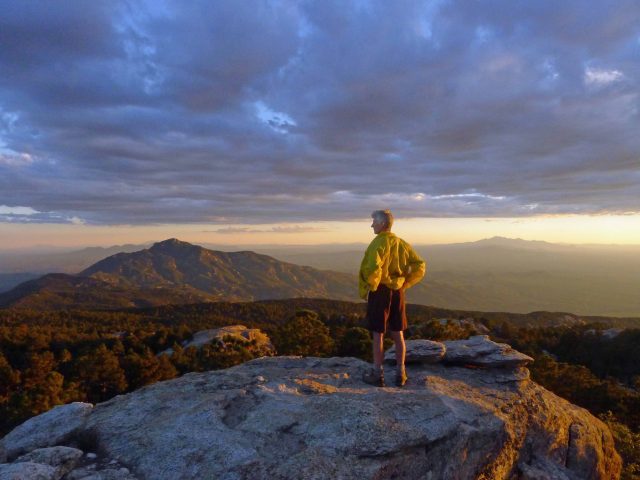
top-left (158, 325), bottom-right (275, 357)
top-left (0, 336), bottom-right (622, 480)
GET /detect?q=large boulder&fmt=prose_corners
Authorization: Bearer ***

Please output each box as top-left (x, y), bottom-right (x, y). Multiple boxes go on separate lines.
top-left (0, 462), bottom-right (58, 480)
top-left (384, 339), bottom-right (446, 365)
top-left (0, 443), bottom-right (137, 480)
top-left (1, 335), bottom-right (621, 480)
top-left (160, 325), bottom-right (274, 356)
top-left (15, 446), bottom-right (84, 479)
top-left (444, 335), bottom-right (533, 368)
top-left (66, 467), bottom-right (137, 480)
top-left (57, 355), bottom-right (619, 479)
top-left (0, 402), bottom-right (93, 462)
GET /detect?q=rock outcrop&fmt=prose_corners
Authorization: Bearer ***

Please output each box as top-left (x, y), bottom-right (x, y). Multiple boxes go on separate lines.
top-left (585, 328), bottom-right (623, 340)
top-left (384, 335), bottom-right (533, 370)
top-left (159, 325), bottom-right (274, 357)
top-left (443, 335), bottom-right (534, 368)
top-left (0, 461), bottom-right (60, 480)
top-left (0, 341), bottom-right (621, 479)
top-left (11, 447), bottom-right (84, 479)
top-left (384, 339), bottom-right (446, 364)
top-left (1, 402), bottom-right (93, 461)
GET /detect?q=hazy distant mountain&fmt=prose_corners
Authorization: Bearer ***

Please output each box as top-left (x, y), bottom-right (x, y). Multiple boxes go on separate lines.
top-left (0, 239), bottom-right (357, 310)
top-left (0, 273), bottom-right (41, 293)
top-left (266, 236), bottom-right (640, 317)
top-left (440, 236), bottom-right (580, 252)
top-left (2, 236), bottom-right (640, 316)
top-left (0, 243), bottom-right (150, 281)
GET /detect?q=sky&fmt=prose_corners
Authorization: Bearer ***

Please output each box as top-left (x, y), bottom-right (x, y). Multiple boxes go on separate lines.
top-left (1, 0), bottom-right (639, 248)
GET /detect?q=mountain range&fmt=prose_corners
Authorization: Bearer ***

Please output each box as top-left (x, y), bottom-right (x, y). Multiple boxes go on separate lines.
top-left (0, 239), bottom-right (356, 310)
top-left (266, 237), bottom-right (640, 317)
top-left (1, 236), bottom-right (640, 316)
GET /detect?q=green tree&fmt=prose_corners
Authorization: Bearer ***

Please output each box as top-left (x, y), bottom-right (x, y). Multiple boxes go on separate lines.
top-left (156, 353), bottom-right (180, 381)
top-left (0, 352), bottom-right (20, 403)
top-left (22, 371), bottom-right (66, 417)
top-left (123, 347), bottom-right (177, 389)
top-left (21, 352), bottom-right (56, 390)
top-left (337, 327), bottom-right (372, 361)
top-left (274, 310), bottom-right (335, 357)
top-left (75, 344), bottom-right (128, 403)
top-left (198, 338), bottom-right (254, 370)
top-left (600, 412), bottom-right (640, 480)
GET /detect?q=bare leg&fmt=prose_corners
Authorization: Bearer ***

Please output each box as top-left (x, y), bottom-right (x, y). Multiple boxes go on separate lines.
top-left (372, 331), bottom-right (384, 369)
top-left (390, 331), bottom-right (405, 369)
top-left (363, 331), bottom-right (386, 386)
top-left (390, 330), bottom-right (408, 386)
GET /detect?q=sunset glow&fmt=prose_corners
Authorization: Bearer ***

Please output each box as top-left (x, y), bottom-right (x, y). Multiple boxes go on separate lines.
top-left (2, 214), bottom-right (640, 251)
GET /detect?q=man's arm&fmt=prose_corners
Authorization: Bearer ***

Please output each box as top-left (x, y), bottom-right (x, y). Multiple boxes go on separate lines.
top-left (358, 241), bottom-right (385, 299)
top-left (402, 244), bottom-right (426, 290)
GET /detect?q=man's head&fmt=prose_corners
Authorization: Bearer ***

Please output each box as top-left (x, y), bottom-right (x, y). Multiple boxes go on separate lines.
top-left (371, 210), bottom-right (393, 234)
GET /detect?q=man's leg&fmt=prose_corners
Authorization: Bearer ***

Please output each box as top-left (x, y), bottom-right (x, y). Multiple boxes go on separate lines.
top-left (389, 287), bottom-right (408, 387)
top-left (372, 331), bottom-right (384, 369)
top-left (363, 330), bottom-right (385, 386)
top-left (391, 329), bottom-right (408, 387)
top-left (363, 287), bottom-right (390, 387)
top-left (390, 330), bottom-right (405, 368)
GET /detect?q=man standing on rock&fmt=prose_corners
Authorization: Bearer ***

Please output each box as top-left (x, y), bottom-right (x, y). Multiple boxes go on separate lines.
top-left (359, 210), bottom-right (426, 387)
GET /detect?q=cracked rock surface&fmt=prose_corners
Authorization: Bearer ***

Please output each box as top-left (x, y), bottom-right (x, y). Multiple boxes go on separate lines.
top-left (0, 446), bottom-right (137, 480)
top-left (82, 355), bottom-right (617, 479)
top-left (385, 339), bottom-right (446, 364)
top-left (1, 403), bottom-right (93, 461)
top-left (444, 335), bottom-right (534, 368)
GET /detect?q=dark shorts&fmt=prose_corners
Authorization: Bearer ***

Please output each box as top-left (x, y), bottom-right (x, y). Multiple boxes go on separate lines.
top-left (366, 284), bottom-right (407, 333)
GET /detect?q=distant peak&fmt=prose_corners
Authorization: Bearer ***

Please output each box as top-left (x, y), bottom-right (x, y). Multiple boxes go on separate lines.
top-left (479, 236), bottom-right (548, 245)
top-left (150, 238), bottom-right (196, 250)
top-left (484, 236), bottom-right (522, 242)
top-left (157, 238), bottom-right (183, 244)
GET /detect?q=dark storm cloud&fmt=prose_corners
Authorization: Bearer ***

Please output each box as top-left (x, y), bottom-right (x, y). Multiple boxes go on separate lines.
top-left (0, 0), bottom-right (638, 225)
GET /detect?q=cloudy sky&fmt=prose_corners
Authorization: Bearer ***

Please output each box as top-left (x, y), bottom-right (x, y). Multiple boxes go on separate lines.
top-left (1, 0), bottom-right (639, 247)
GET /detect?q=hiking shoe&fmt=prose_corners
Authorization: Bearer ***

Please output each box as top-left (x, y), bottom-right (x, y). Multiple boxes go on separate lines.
top-left (363, 368), bottom-right (385, 387)
top-left (395, 370), bottom-right (408, 387)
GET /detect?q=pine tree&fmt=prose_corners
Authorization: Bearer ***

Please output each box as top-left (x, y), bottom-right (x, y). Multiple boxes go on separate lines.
top-left (75, 344), bottom-right (128, 403)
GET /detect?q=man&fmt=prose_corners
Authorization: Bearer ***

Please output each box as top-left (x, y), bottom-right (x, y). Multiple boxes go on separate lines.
top-left (359, 210), bottom-right (426, 387)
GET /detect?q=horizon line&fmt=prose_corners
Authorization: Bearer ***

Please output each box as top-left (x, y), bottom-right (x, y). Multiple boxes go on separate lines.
top-left (2, 235), bottom-right (640, 254)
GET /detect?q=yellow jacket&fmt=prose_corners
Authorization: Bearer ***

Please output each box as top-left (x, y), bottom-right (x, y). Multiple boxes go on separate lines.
top-left (358, 231), bottom-right (426, 299)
